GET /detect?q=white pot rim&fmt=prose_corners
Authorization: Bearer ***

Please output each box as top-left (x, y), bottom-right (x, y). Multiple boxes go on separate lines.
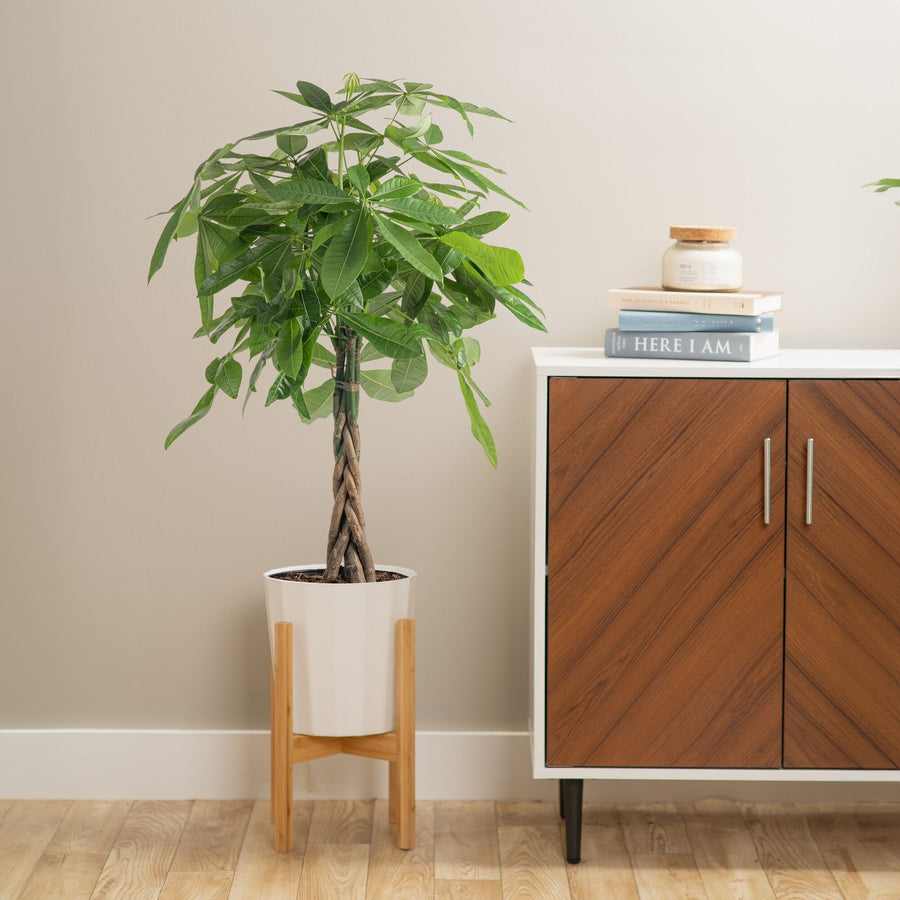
top-left (264, 563), bottom-right (417, 582)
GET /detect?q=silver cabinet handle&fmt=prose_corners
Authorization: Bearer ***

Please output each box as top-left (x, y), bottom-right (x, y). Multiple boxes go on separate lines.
top-left (763, 438), bottom-right (771, 525)
top-left (806, 438), bottom-right (814, 525)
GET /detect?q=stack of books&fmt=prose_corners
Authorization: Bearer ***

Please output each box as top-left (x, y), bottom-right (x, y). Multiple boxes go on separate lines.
top-left (605, 287), bottom-right (782, 362)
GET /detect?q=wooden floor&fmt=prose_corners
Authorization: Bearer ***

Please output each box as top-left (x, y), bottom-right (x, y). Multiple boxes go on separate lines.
top-left (1, 799), bottom-right (898, 899)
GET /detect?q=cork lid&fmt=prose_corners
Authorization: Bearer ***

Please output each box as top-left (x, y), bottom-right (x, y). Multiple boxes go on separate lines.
top-left (670, 226), bottom-right (736, 242)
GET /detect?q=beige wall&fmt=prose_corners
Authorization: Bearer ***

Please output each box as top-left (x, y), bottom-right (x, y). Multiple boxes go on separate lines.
top-left (1, 0), bottom-right (898, 734)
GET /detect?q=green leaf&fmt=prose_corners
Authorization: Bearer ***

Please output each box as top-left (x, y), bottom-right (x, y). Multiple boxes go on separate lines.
top-left (457, 372), bottom-right (496, 467)
top-left (372, 212), bottom-right (443, 282)
top-left (311, 341), bottom-right (336, 368)
top-left (866, 177), bottom-right (900, 191)
top-left (294, 378), bottom-right (335, 421)
top-left (321, 210), bottom-right (370, 299)
top-left (276, 132), bottom-right (309, 156)
top-left (243, 349), bottom-right (271, 413)
top-left (310, 214), bottom-right (351, 253)
top-left (400, 272), bottom-right (433, 318)
top-left (371, 177), bottom-right (423, 201)
top-left (453, 337), bottom-right (481, 368)
top-left (198, 239), bottom-right (291, 296)
top-left (494, 285), bottom-right (546, 332)
top-left (441, 156), bottom-right (526, 209)
top-left (391, 355), bottom-right (428, 392)
top-left (434, 93), bottom-right (474, 136)
top-left (378, 197), bottom-right (464, 228)
top-left (266, 372), bottom-right (292, 406)
top-left (441, 148), bottom-right (506, 174)
top-left (213, 358), bottom-right (242, 398)
top-left (439, 232), bottom-right (524, 286)
top-left (458, 211), bottom-right (509, 236)
top-left (360, 369), bottom-right (415, 402)
top-left (347, 164), bottom-right (370, 196)
top-left (148, 183), bottom-right (196, 282)
top-left (386, 114), bottom-right (432, 143)
top-left (275, 319), bottom-right (304, 377)
top-left (266, 178), bottom-right (352, 206)
top-left (341, 133), bottom-right (382, 155)
top-left (341, 311), bottom-right (424, 360)
top-left (287, 80), bottom-right (333, 112)
top-left (164, 386), bottom-right (217, 449)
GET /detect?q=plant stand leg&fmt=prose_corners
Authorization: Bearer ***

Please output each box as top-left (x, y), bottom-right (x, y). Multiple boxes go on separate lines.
top-left (561, 778), bottom-right (583, 864)
top-left (388, 760), bottom-right (398, 824)
top-left (272, 622), bottom-right (294, 853)
top-left (396, 618), bottom-right (415, 849)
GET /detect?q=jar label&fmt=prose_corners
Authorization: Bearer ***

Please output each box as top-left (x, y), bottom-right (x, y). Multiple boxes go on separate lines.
top-left (674, 259), bottom-right (740, 287)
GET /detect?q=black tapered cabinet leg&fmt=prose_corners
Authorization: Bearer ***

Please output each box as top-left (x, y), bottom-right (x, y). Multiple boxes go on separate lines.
top-left (560, 779), bottom-right (583, 863)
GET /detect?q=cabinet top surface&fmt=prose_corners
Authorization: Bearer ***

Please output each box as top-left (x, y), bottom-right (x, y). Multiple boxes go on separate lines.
top-left (532, 347), bottom-right (900, 378)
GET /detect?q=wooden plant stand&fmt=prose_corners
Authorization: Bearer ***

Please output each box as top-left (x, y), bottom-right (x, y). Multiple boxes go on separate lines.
top-left (270, 618), bottom-right (415, 852)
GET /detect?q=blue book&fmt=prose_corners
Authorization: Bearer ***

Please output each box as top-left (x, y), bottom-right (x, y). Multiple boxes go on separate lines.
top-left (618, 310), bottom-right (776, 332)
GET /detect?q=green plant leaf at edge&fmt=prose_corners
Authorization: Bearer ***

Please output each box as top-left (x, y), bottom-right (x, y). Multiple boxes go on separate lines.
top-left (457, 371), bottom-right (497, 467)
top-left (148, 183), bottom-right (196, 282)
top-left (164, 386), bottom-right (217, 449)
top-left (439, 231), bottom-right (525, 286)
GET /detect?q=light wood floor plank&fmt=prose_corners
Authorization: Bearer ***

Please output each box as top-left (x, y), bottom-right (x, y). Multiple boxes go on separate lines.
top-left (499, 823), bottom-right (571, 900)
top-left (434, 879), bottom-right (503, 899)
top-left (158, 871), bottom-right (234, 899)
top-left (681, 799), bottom-right (777, 900)
top-left (90, 800), bottom-right (192, 900)
top-left (0, 800), bottom-right (71, 899)
top-left (297, 843), bottom-right (369, 900)
top-left (743, 803), bottom-right (843, 899)
top-left (3, 798), bottom-right (897, 898)
top-left (805, 804), bottom-right (900, 900)
top-left (19, 800), bottom-right (131, 900)
top-left (434, 800), bottom-right (500, 882)
top-left (228, 800), bottom-right (311, 900)
top-left (366, 798), bottom-right (434, 899)
top-left (308, 798), bottom-right (374, 844)
top-left (166, 799), bottom-right (252, 875)
top-left (619, 803), bottom-right (710, 900)
top-left (497, 801), bottom-right (561, 828)
top-left (565, 804), bottom-right (640, 900)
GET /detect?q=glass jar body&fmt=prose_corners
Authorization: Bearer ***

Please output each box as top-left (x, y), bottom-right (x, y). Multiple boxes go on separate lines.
top-left (662, 240), bottom-right (743, 292)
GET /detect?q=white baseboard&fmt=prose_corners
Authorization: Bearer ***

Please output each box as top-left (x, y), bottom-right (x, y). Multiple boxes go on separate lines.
top-left (0, 729), bottom-right (552, 802)
top-left (1, 730), bottom-right (898, 803)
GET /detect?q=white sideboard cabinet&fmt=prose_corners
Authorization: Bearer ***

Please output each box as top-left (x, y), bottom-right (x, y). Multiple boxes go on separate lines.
top-left (530, 349), bottom-right (900, 863)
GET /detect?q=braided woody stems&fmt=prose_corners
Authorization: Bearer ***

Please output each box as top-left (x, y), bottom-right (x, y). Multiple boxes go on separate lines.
top-left (324, 327), bottom-right (376, 583)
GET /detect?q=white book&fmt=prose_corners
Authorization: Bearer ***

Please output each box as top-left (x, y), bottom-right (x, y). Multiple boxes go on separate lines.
top-left (608, 287), bottom-right (783, 316)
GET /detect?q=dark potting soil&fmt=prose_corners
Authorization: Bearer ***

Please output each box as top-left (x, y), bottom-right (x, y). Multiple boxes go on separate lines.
top-left (271, 569), bottom-right (406, 584)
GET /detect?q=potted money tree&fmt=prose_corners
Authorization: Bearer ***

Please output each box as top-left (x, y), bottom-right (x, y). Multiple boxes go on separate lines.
top-left (148, 74), bottom-right (544, 736)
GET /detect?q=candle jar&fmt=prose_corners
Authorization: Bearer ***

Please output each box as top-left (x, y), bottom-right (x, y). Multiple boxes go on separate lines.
top-left (661, 226), bottom-right (742, 292)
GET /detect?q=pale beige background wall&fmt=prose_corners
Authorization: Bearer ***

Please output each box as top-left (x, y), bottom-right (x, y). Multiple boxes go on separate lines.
top-left (1, 0), bottom-right (898, 735)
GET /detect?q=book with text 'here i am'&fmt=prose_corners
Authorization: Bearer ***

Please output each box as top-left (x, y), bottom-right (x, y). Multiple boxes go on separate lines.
top-left (608, 287), bottom-right (783, 315)
top-left (605, 328), bottom-right (780, 362)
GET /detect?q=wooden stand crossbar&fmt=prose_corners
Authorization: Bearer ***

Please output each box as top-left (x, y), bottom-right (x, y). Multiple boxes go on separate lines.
top-left (270, 618), bottom-right (415, 852)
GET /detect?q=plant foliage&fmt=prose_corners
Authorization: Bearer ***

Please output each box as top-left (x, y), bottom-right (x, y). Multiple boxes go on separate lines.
top-left (149, 74), bottom-right (544, 581)
top-left (867, 177), bottom-right (900, 206)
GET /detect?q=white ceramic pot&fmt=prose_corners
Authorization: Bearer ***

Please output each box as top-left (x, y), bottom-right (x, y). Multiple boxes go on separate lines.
top-left (264, 564), bottom-right (417, 737)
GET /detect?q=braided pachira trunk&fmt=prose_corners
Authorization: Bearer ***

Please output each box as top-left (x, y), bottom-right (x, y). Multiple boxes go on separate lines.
top-left (324, 327), bottom-right (376, 583)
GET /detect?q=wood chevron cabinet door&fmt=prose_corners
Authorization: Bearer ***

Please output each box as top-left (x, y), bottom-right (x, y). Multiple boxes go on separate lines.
top-left (546, 378), bottom-right (785, 768)
top-left (784, 380), bottom-right (900, 768)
